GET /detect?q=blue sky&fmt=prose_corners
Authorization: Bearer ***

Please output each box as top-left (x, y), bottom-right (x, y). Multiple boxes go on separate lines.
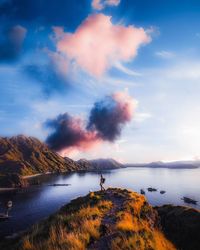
top-left (1, 0), bottom-right (200, 163)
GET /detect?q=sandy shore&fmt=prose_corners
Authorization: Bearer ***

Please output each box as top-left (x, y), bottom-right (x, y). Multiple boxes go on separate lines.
top-left (22, 172), bottom-right (52, 179)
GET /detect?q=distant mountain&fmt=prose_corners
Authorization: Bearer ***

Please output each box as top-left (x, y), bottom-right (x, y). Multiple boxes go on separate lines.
top-left (76, 158), bottom-right (124, 170)
top-left (0, 136), bottom-right (124, 188)
top-left (76, 158), bottom-right (94, 170)
top-left (0, 135), bottom-right (79, 187)
top-left (126, 160), bottom-right (200, 169)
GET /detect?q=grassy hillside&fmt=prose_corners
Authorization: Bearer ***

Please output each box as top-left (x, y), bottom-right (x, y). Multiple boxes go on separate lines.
top-left (0, 135), bottom-right (79, 187)
top-left (1, 188), bottom-right (176, 250)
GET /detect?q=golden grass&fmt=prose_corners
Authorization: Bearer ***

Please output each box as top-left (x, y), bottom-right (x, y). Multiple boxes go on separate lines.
top-left (153, 230), bottom-right (177, 250)
top-left (2, 188), bottom-right (177, 250)
top-left (12, 193), bottom-right (112, 250)
top-left (113, 189), bottom-right (176, 250)
top-left (21, 237), bottom-right (33, 250)
top-left (116, 212), bottom-right (137, 232)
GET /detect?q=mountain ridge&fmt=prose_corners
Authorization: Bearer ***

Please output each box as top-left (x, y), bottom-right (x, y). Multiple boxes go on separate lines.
top-left (0, 135), bottom-right (123, 187)
top-left (76, 158), bottom-right (124, 171)
top-left (0, 135), bottom-right (199, 188)
top-left (0, 135), bottom-right (80, 187)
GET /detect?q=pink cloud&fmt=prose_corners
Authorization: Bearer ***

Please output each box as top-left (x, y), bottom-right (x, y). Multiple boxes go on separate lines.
top-left (92, 0), bottom-right (120, 10)
top-left (53, 14), bottom-right (151, 77)
top-left (92, 0), bottom-right (103, 10)
top-left (87, 90), bottom-right (137, 141)
top-left (106, 0), bottom-right (120, 7)
top-left (112, 91), bottom-right (137, 122)
top-left (47, 50), bottom-right (68, 77)
top-left (45, 113), bottom-right (102, 155)
top-left (45, 91), bottom-right (137, 155)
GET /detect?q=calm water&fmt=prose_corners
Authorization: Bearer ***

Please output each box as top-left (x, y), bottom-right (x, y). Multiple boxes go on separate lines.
top-left (0, 167), bottom-right (200, 238)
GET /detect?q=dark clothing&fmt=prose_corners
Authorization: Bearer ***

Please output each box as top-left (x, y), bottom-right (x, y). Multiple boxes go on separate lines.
top-left (100, 175), bottom-right (105, 191)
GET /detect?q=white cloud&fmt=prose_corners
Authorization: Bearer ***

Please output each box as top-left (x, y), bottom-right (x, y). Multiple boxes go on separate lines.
top-left (155, 50), bottom-right (175, 59)
top-left (144, 60), bottom-right (200, 81)
top-left (92, 0), bottom-right (120, 10)
top-left (134, 112), bottom-right (152, 123)
top-left (114, 62), bottom-right (141, 76)
top-left (163, 61), bottom-right (200, 80)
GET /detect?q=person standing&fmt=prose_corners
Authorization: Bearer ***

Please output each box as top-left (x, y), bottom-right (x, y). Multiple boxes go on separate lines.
top-left (100, 174), bottom-right (105, 191)
top-left (5, 200), bottom-right (12, 217)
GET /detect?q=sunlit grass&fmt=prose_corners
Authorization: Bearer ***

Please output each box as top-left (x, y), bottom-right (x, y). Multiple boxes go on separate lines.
top-left (11, 192), bottom-right (112, 250)
top-left (1, 188), bottom-right (177, 250)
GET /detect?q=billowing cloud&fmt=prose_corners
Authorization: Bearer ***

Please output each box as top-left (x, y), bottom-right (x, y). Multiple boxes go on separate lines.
top-left (45, 91), bottom-right (136, 154)
top-left (87, 91), bottom-right (137, 141)
top-left (53, 14), bottom-right (151, 77)
top-left (45, 113), bottom-right (100, 154)
top-left (0, 25), bottom-right (27, 61)
top-left (92, 0), bottom-right (120, 10)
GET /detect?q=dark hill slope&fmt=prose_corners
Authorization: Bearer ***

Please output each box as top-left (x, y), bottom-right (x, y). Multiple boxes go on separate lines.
top-left (0, 135), bottom-right (79, 175)
top-left (156, 205), bottom-right (200, 250)
top-left (0, 135), bottom-right (80, 187)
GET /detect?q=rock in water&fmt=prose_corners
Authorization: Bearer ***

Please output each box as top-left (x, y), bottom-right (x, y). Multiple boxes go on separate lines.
top-left (182, 197), bottom-right (198, 204)
top-left (147, 187), bottom-right (157, 192)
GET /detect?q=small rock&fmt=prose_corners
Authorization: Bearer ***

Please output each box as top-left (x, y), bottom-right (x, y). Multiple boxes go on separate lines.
top-left (160, 190), bottom-right (166, 194)
top-left (147, 187), bottom-right (157, 192)
top-left (181, 197), bottom-right (198, 205)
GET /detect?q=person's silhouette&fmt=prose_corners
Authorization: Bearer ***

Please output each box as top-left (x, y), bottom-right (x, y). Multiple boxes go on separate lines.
top-left (100, 174), bottom-right (105, 191)
top-left (5, 200), bottom-right (12, 217)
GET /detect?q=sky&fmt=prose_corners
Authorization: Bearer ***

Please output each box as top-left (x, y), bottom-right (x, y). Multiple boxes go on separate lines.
top-left (1, 0), bottom-right (200, 163)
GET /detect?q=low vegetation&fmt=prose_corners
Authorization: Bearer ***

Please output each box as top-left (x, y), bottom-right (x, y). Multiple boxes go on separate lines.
top-left (0, 135), bottom-right (79, 177)
top-left (1, 188), bottom-right (178, 250)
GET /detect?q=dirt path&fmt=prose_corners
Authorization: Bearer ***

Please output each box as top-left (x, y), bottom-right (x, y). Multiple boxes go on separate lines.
top-left (89, 189), bottom-right (129, 250)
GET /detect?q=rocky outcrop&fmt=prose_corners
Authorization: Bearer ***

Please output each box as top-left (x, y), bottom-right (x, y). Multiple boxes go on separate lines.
top-left (1, 188), bottom-right (176, 250)
top-left (156, 205), bottom-right (200, 250)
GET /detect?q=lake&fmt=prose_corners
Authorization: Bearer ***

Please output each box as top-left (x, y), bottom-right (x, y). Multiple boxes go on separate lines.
top-left (0, 167), bottom-right (200, 238)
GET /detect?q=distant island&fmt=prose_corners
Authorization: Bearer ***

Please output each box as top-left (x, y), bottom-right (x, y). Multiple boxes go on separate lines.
top-left (0, 135), bottom-right (199, 188)
top-left (126, 161), bottom-right (200, 169)
top-left (1, 188), bottom-right (199, 250)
